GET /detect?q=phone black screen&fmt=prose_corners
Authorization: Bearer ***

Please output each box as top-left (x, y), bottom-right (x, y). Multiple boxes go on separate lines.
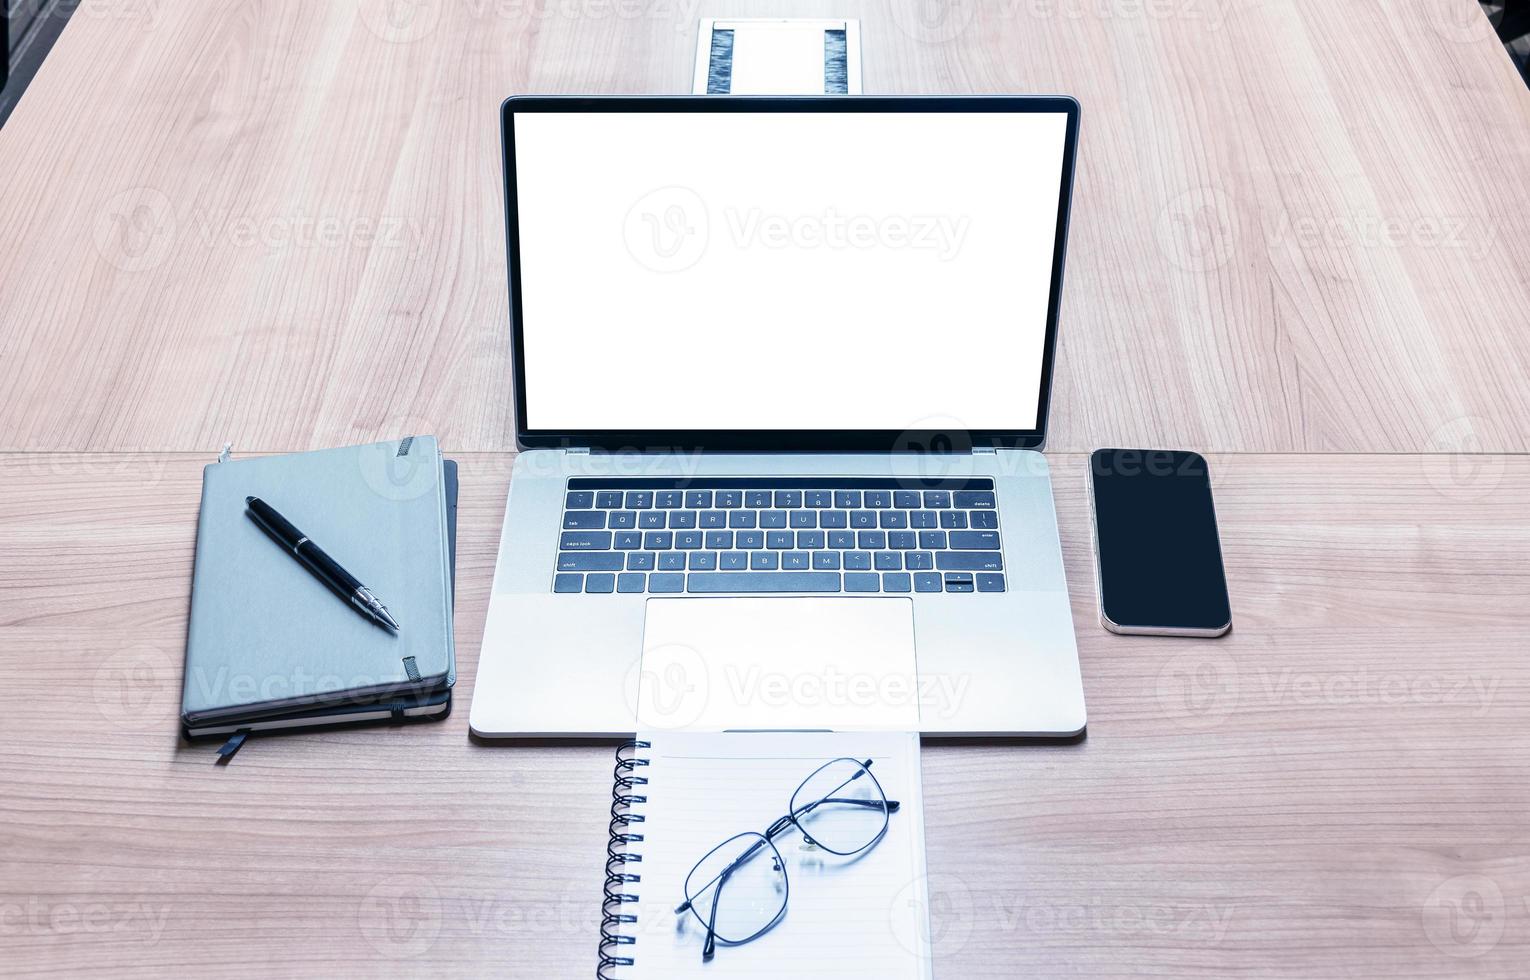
top-left (1090, 449), bottom-right (1231, 634)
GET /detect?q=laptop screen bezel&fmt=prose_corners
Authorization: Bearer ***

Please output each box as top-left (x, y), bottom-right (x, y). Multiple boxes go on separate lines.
top-left (502, 95), bottom-right (1080, 452)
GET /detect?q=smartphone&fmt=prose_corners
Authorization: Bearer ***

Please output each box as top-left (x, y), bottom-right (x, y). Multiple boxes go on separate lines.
top-left (1089, 449), bottom-right (1231, 637)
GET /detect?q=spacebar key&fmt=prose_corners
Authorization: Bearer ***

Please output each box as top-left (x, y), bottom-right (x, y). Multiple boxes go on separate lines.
top-left (686, 572), bottom-right (841, 593)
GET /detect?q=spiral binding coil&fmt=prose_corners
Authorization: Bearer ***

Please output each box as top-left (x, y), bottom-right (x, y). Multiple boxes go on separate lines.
top-left (598, 739), bottom-right (650, 979)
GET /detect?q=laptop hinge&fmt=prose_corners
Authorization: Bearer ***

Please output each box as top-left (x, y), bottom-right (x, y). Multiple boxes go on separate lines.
top-left (972, 446), bottom-right (999, 455)
top-left (564, 447), bottom-right (591, 455)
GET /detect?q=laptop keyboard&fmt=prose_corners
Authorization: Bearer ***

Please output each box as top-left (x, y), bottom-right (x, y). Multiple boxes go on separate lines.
top-left (552, 478), bottom-right (1004, 595)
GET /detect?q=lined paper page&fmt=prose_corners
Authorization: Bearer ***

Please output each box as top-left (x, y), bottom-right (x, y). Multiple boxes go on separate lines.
top-left (617, 731), bottom-right (931, 979)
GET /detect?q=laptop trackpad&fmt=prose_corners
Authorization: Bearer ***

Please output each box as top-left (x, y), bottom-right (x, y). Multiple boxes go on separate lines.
top-left (635, 597), bottom-right (919, 732)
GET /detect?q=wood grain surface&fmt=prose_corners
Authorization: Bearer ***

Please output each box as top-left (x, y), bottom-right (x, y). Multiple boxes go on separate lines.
top-left (0, 1), bottom-right (1528, 454)
top-left (1, 0), bottom-right (1528, 977)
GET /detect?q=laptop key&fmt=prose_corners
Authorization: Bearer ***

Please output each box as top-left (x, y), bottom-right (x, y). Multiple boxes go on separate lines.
top-left (944, 572), bottom-right (975, 593)
top-left (828, 530), bottom-right (855, 550)
top-left (617, 572), bottom-right (646, 593)
top-left (879, 510), bottom-right (908, 529)
top-left (923, 491), bottom-right (951, 508)
top-left (737, 531), bottom-right (764, 549)
top-left (699, 510), bottom-right (727, 528)
top-left (639, 511), bottom-right (666, 529)
top-left (857, 530), bottom-right (886, 549)
top-left (918, 530), bottom-right (947, 549)
top-left (649, 572), bottom-right (685, 593)
top-left (875, 552), bottom-right (902, 570)
top-left (850, 511), bottom-right (876, 528)
top-left (704, 530), bottom-right (733, 549)
top-left (789, 510), bottom-right (816, 528)
top-left (819, 510), bottom-right (848, 528)
top-left (893, 491), bottom-right (921, 509)
top-left (909, 510), bottom-right (938, 529)
top-left (913, 572), bottom-right (943, 593)
top-left (905, 551), bottom-right (934, 570)
top-left (614, 531), bottom-right (642, 550)
top-left (563, 511), bottom-right (606, 530)
top-left (669, 510), bottom-right (697, 529)
top-left (888, 531), bottom-right (916, 549)
top-left (745, 490), bottom-right (771, 508)
top-left (812, 551), bottom-right (841, 569)
top-left (685, 490), bottom-right (713, 508)
top-left (626, 552), bottom-right (655, 570)
top-left (782, 551), bottom-right (809, 570)
top-left (689, 550), bottom-right (718, 570)
top-left (954, 491), bottom-right (996, 508)
top-left (687, 571), bottom-right (841, 593)
top-left (584, 573), bottom-right (616, 593)
top-left (796, 530), bottom-right (825, 549)
top-left (676, 531), bottom-right (703, 549)
top-left (560, 531), bottom-right (611, 550)
top-left (976, 573), bottom-right (1006, 592)
top-left (643, 531), bottom-right (673, 549)
top-left (624, 491), bottom-right (653, 509)
top-left (937, 552), bottom-right (1004, 572)
top-left (608, 511), bottom-right (638, 529)
top-left (939, 511), bottom-right (968, 529)
top-left (720, 551), bottom-right (748, 570)
top-left (565, 491), bottom-right (594, 509)
top-left (766, 531), bottom-right (793, 549)
top-left (553, 573), bottom-right (583, 593)
top-left (656, 491), bottom-right (683, 508)
top-left (774, 490), bottom-right (801, 508)
top-left (728, 510), bottom-right (757, 528)
top-left (864, 491), bottom-right (892, 508)
top-left (657, 553), bottom-right (686, 571)
top-left (558, 552), bottom-right (623, 572)
top-left (969, 510), bottom-right (998, 529)
top-left (882, 572), bottom-right (912, 593)
top-left (948, 531), bottom-right (1001, 550)
top-left (751, 551), bottom-right (780, 570)
top-left (844, 551), bottom-right (872, 570)
top-left (834, 490), bottom-right (862, 508)
top-left (759, 511), bottom-right (787, 528)
top-left (716, 490), bottom-right (743, 508)
top-left (844, 572), bottom-right (880, 592)
top-left (805, 490), bottom-right (832, 508)
top-left (595, 491), bottom-right (623, 508)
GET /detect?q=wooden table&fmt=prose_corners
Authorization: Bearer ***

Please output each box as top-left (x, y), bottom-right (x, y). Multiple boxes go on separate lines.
top-left (2, 1), bottom-right (1528, 976)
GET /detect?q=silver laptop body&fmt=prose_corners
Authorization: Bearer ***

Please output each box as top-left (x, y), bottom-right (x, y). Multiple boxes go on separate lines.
top-left (471, 96), bottom-right (1086, 737)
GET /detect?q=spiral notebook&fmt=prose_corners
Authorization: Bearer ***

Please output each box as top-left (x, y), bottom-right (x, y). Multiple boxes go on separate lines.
top-left (599, 731), bottom-right (932, 979)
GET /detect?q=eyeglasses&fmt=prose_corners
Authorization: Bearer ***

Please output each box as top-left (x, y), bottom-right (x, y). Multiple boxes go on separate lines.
top-left (672, 756), bottom-right (901, 962)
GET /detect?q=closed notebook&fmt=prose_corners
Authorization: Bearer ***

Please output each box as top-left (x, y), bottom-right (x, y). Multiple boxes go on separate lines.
top-left (599, 731), bottom-right (932, 979)
top-left (181, 437), bottom-right (455, 729)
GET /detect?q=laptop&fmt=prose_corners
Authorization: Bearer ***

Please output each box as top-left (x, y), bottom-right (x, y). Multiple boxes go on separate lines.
top-left (470, 95), bottom-right (1086, 738)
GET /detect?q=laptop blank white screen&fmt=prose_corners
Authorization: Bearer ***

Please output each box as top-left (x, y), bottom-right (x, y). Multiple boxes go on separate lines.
top-left (512, 110), bottom-right (1069, 433)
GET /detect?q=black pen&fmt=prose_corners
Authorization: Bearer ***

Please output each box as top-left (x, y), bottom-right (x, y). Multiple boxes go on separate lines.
top-left (245, 496), bottom-right (401, 632)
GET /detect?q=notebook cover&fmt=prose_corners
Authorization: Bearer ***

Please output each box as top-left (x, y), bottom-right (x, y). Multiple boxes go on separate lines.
top-left (181, 438), bottom-right (455, 726)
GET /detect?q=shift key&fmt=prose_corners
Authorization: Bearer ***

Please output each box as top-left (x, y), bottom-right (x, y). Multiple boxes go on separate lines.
top-left (560, 531), bottom-right (612, 550)
top-left (935, 551), bottom-right (1003, 571)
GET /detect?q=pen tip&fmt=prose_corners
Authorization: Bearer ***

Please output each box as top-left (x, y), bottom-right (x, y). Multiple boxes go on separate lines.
top-left (245, 496), bottom-right (255, 504)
